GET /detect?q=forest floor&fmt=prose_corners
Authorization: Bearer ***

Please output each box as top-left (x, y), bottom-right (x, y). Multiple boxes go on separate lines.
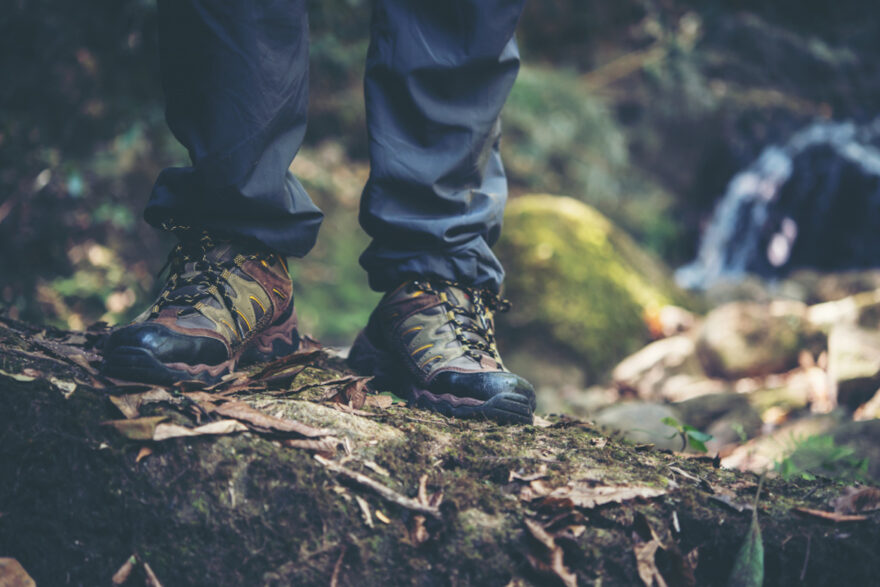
top-left (1, 316), bottom-right (879, 586)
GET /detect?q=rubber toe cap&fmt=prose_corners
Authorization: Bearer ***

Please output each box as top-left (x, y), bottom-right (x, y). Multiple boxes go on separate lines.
top-left (104, 323), bottom-right (228, 366)
top-left (430, 371), bottom-right (536, 409)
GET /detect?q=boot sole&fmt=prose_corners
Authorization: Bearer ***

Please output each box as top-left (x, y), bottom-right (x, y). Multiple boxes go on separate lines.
top-left (102, 307), bottom-right (300, 386)
top-left (348, 330), bottom-right (534, 425)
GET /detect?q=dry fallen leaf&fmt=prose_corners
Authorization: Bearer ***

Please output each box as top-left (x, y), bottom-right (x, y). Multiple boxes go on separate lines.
top-left (247, 347), bottom-right (321, 380)
top-left (793, 507), bottom-right (868, 523)
top-left (634, 536), bottom-right (668, 587)
top-left (364, 394), bottom-right (394, 409)
top-left (509, 464), bottom-right (549, 483)
top-left (110, 388), bottom-right (176, 419)
top-left (182, 391), bottom-right (223, 406)
top-left (111, 555), bottom-right (137, 585)
top-left (49, 376), bottom-right (77, 398)
top-left (212, 400), bottom-right (332, 438)
top-left (101, 416), bottom-right (168, 441)
top-left (831, 486), bottom-right (880, 515)
top-left (0, 368), bottom-right (36, 382)
top-left (136, 446), bottom-right (154, 463)
top-left (0, 557), bottom-right (36, 587)
top-left (152, 419), bottom-right (247, 441)
top-left (523, 518), bottom-right (578, 587)
top-left (539, 482), bottom-right (666, 510)
top-left (342, 377), bottom-right (370, 409)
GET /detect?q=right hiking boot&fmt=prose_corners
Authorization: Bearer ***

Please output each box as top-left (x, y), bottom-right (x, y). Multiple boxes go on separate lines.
top-left (102, 231), bottom-right (300, 385)
top-left (348, 279), bottom-right (535, 424)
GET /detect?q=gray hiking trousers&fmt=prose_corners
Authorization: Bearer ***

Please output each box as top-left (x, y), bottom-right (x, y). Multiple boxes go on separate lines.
top-left (145, 0), bottom-right (526, 293)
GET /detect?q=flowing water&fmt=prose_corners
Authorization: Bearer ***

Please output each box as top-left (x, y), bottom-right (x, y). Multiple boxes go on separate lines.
top-left (677, 118), bottom-right (880, 289)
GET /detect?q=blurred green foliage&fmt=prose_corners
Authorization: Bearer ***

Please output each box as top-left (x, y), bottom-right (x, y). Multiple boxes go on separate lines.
top-left (1, 0), bottom-right (879, 352)
top-left (774, 434), bottom-right (870, 482)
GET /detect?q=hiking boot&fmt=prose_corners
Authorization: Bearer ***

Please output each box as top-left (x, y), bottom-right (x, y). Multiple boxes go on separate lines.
top-left (102, 231), bottom-right (299, 385)
top-left (348, 279), bottom-right (535, 424)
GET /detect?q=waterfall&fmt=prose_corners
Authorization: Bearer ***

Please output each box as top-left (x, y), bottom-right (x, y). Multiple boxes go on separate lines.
top-left (676, 118), bottom-right (880, 290)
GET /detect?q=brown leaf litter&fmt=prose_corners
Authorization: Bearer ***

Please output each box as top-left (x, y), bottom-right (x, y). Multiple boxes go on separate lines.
top-left (523, 518), bottom-right (578, 587)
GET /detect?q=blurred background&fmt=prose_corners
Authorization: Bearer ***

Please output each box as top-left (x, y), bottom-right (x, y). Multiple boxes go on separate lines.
top-left (3, 0), bottom-right (880, 480)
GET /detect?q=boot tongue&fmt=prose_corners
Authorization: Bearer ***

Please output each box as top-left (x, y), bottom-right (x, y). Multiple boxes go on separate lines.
top-left (439, 284), bottom-right (472, 309)
top-left (205, 243), bottom-right (235, 264)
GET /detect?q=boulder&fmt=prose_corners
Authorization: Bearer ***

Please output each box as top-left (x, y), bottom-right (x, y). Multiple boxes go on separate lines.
top-left (808, 289), bottom-right (880, 331)
top-left (827, 324), bottom-right (880, 409)
top-left (495, 194), bottom-right (689, 381)
top-left (593, 402), bottom-right (682, 450)
top-left (612, 335), bottom-right (705, 401)
top-left (696, 300), bottom-right (812, 379)
top-left (674, 393), bottom-right (762, 451)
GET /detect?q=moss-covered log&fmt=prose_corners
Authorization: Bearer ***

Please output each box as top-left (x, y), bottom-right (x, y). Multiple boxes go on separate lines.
top-left (0, 318), bottom-right (878, 586)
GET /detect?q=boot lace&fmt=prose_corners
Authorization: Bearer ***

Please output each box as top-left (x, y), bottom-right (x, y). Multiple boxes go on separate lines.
top-left (149, 223), bottom-right (274, 334)
top-left (409, 279), bottom-right (510, 363)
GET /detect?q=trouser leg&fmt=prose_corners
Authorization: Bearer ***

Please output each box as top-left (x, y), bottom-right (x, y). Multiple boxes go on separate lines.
top-left (359, 0), bottom-right (526, 293)
top-left (146, 0), bottom-right (322, 257)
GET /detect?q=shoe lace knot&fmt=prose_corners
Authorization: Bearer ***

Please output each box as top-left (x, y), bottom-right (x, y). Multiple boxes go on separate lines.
top-left (411, 279), bottom-right (510, 363)
top-left (149, 224), bottom-right (272, 325)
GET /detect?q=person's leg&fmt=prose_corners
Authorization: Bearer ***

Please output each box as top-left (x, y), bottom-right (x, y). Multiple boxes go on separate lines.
top-left (358, 0), bottom-right (526, 294)
top-left (146, 0), bottom-right (322, 257)
top-left (350, 0), bottom-right (535, 424)
top-left (104, 0), bottom-right (313, 385)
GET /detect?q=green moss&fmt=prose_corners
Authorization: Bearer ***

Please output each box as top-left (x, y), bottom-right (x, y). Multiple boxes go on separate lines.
top-left (496, 194), bottom-right (689, 378)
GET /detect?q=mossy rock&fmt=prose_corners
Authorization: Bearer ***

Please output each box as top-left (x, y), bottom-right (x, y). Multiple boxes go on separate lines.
top-left (496, 194), bottom-right (689, 380)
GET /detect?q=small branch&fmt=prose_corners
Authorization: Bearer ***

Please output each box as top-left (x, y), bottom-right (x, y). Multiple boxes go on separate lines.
top-left (314, 455), bottom-right (441, 519)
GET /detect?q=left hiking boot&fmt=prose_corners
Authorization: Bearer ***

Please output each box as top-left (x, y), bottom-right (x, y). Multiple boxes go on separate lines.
top-left (102, 231), bottom-right (299, 385)
top-left (348, 279), bottom-right (535, 424)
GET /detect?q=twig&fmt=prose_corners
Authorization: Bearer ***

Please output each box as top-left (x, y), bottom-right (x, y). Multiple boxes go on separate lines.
top-left (314, 455), bottom-right (441, 519)
top-left (267, 376), bottom-right (358, 397)
top-left (799, 534), bottom-right (811, 582)
top-left (143, 561), bottom-right (164, 587)
top-left (330, 545), bottom-right (346, 587)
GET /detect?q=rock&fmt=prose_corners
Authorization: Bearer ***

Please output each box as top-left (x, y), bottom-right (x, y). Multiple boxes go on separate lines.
top-left (612, 336), bottom-right (735, 403)
top-left (827, 324), bottom-right (880, 409)
top-left (657, 374), bottom-right (731, 403)
top-left (496, 195), bottom-right (689, 381)
top-left (808, 289), bottom-right (880, 331)
top-left (536, 384), bottom-right (620, 419)
top-left (854, 388), bottom-right (880, 421)
top-left (612, 335), bottom-right (705, 401)
top-left (675, 393), bottom-right (758, 434)
top-left (593, 402), bottom-right (682, 450)
top-left (788, 269), bottom-right (880, 304)
top-left (696, 300), bottom-right (812, 379)
top-left (674, 393), bottom-right (762, 451)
